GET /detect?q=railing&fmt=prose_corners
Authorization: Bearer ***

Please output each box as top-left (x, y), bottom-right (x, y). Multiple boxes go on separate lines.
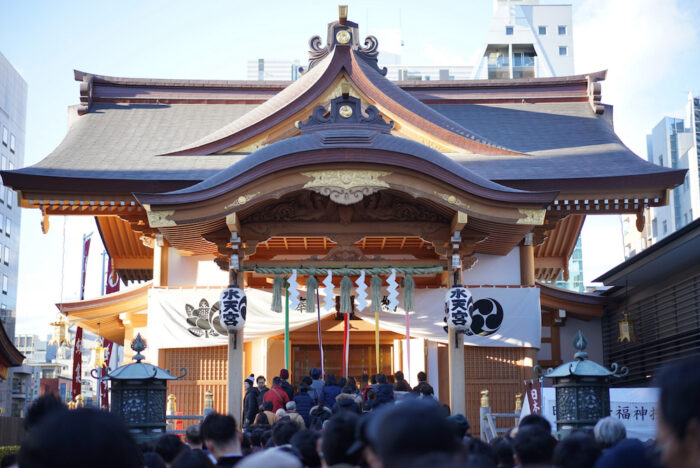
top-left (479, 390), bottom-right (522, 442)
top-left (165, 391), bottom-right (215, 436)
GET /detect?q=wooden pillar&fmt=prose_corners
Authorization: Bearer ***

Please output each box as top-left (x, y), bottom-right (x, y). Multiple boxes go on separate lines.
top-left (448, 328), bottom-right (466, 415)
top-left (152, 234), bottom-right (168, 287)
top-left (448, 254), bottom-right (467, 416)
top-left (225, 216), bottom-right (244, 425)
top-left (520, 233), bottom-right (535, 286)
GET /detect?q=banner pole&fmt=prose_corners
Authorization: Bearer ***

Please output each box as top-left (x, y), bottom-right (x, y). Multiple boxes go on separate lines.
top-left (284, 279), bottom-right (290, 370)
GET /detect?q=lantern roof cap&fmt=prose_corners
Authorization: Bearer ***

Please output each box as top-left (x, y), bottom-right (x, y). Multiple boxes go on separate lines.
top-left (107, 333), bottom-right (185, 381)
top-left (537, 330), bottom-right (629, 379)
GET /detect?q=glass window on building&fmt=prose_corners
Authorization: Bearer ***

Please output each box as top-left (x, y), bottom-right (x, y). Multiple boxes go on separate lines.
top-left (0, 214), bottom-right (4, 233)
top-left (2, 275), bottom-right (7, 294)
top-left (538, 26), bottom-right (547, 35)
top-left (505, 26), bottom-right (514, 35)
top-left (558, 46), bottom-right (568, 56)
top-left (6, 188), bottom-right (11, 209)
top-left (1, 156), bottom-right (6, 171)
top-left (1, 127), bottom-right (7, 146)
top-left (9, 134), bottom-right (15, 153)
top-left (652, 218), bottom-right (658, 237)
top-left (0, 184), bottom-right (4, 204)
top-left (558, 25), bottom-right (567, 35)
top-left (663, 219), bottom-right (668, 234)
top-left (658, 155), bottom-right (663, 166)
top-left (4, 246), bottom-right (9, 265)
top-left (5, 218), bottom-right (9, 237)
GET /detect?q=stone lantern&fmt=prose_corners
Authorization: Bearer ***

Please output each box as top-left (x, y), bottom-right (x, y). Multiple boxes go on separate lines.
top-left (535, 330), bottom-right (628, 438)
top-left (107, 334), bottom-right (186, 444)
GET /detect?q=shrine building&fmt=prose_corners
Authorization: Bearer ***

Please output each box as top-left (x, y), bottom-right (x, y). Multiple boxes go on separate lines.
top-left (1, 9), bottom-right (684, 433)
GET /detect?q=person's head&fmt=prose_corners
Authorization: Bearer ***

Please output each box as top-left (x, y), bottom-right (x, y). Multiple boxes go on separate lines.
top-left (200, 413), bottom-right (240, 460)
top-left (321, 412), bottom-right (360, 466)
top-left (256, 375), bottom-right (266, 389)
top-left (171, 449), bottom-right (215, 468)
top-left (310, 368), bottom-right (321, 380)
top-left (447, 414), bottom-right (470, 439)
top-left (262, 400), bottom-right (274, 412)
top-left (338, 377), bottom-right (347, 388)
top-left (342, 384), bottom-right (356, 395)
top-left (593, 416), bottom-right (626, 450)
top-left (371, 374), bottom-right (377, 385)
top-left (593, 438), bottom-right (654, 468)
top-left (348, 376), bottom-right (357, 388)
top-left (280, 369), bottom-right (290, 380)
top-left (369, 400), bottom-right (458, 468)
top-left (490, 436), bottom-right (514, 467)
top-left (272, 376), bottom-right (282, 387)
top-left (143, 452), bottom-right (166, 468)
top-left (301, 376), bottom-right (313, 386)
top-left (395, 380), bottom-right (411, 392)
top-left (417, 371), bottom-right (427, 382)
top-left (272, 420), bottom-right (298, 446)
top-left (236, 449), bottom-right (302, 468)
top-left (18, 408), bottom-right (143, 468)
top-left (376, 373), bottom-right (387, 385)
top-left (24, 394), bottom-right (67, 431)
top-left (519, 414), bottom-right (552, 434)
top-left (395, 371), bottom-right (404, 382)
top-left (298, 384), bottom-right (309, 394)
top-left (512, 425), bottom-right (555, 467)
top-left (656, 357), bottom-right (700, 468)
top-left (155, 434), bottom-right (186, 464)
top-left (184, 424), bottom-right (203, 450)
top-left (276, 408), bottom-right (287, 418)
top-left (552, 431), bottom-right (601, 468)
top-left (286, 401), bottom-right (297, 412)
top-left (290, 429), bottom-right (321, 468)
top-left (420, 384), bottom-right (434, 396)
top-left (463, 437), bottom-right (498, 466)
top-left (325, 373), bottom-right (337, 386)
top-left (361, 374), bottom-right (369, 384)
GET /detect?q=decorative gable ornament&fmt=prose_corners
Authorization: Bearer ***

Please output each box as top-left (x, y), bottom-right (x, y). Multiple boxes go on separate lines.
top-left (445, 285), bottom-right (473, 333)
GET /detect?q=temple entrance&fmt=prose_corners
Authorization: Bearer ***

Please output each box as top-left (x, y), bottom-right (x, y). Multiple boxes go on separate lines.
top-left (291, 344), bottom-right (394, 386)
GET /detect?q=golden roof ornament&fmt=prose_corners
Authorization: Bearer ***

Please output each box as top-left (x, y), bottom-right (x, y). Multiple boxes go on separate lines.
top-left (49, 315), bottom-right (71, 348)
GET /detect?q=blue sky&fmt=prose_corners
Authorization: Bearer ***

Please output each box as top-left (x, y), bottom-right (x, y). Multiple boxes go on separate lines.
top-left (1, 0), bottom-right (699, 336)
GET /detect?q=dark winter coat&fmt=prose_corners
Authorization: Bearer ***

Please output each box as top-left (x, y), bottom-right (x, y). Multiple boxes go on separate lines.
top-left (243, 386), bottom-right (260, 426)
top-left (320, 384), bottom-right (342, 408)
top-left (293, 392), bottom-right (315, 427)
top-left (256, 386), bottom-right (269, 407)
top-left (333, 395), bottom-right (361, 414)
top-left (281, 379), bottom-right (295, 401)
top-left (374, 383), bottom-right (395, 405)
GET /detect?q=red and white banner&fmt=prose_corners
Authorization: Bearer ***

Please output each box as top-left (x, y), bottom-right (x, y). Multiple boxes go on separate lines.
top-left (525, 380), bottom-right (542, 415)
top-left (71, 327), bottom-right (83, 400)
top-left (99, 339), bottom-right (114, 408)
top-left (80, 234), bottom-right (92, 301)
top-left (105, 259), bottom-right (120, 295)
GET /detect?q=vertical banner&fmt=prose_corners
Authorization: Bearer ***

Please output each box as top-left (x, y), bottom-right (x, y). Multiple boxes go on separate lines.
top-left (105, 258), bottom-right (120, 295)
top-left (99, 339), bottom-right (114, 408)
top-left (316, 288), bottom-right (324, 378)
top-left (80, 233), bottom-right (92, 300)
top-left (343, 314), bottom-right (349, 378)
top-left (525, 380), bottom-right (542, 415)
top-left (71, 327), bottom-right (83, 400)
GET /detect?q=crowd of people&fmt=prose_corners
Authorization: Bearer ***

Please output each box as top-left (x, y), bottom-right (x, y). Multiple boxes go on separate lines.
top-left (4, 356), bottom-right (700, 468)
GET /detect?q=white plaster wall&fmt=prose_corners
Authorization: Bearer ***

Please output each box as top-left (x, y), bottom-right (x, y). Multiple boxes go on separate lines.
top-left (559, 317), bottom-right (603, 364)
top-left (466, 247), bottom-right (521, 285)
top-left (167, 250), bottom-right (228, 287)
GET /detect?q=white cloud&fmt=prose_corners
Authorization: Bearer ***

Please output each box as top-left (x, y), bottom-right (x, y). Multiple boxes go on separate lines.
top-left (574, 0), bottom-right (697, 155)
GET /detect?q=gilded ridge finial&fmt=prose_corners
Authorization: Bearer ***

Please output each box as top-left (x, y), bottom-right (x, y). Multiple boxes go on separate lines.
top-left (339, 5), bottom-right (348, 24)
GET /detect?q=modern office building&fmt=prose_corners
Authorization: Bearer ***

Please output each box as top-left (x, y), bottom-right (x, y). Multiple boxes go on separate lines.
top-left (0, 52), bottom-right (25, 339)
top-left (622, 94), bottom-right (700, 259)
top-left (473, 0), bottom-right (574, 79)
top-left (246, 59), bottom-right (301, 81)
top-left (0, 51), bottom-right (27, 417)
